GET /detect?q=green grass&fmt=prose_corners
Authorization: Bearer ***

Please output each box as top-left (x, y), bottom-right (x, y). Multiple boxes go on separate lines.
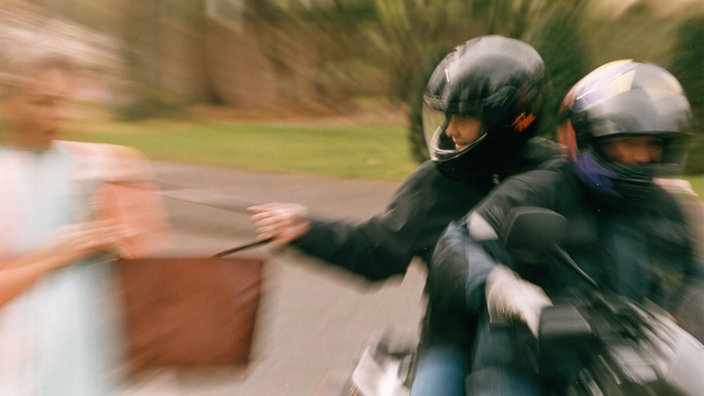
top-left (687, 174), bottom-right (704, 197)
top-left (65, 118), bottom-right (704, 197)
top-left (65, 118), bottom-right (419, 181)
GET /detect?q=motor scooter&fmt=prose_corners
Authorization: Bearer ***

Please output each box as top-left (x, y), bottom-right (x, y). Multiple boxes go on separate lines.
top-left (314, 333), bottom-right (416, 396)
top-left (503, 206), bottom-right (704, 395)
top-left (317, 206), bottom-right (704, 395)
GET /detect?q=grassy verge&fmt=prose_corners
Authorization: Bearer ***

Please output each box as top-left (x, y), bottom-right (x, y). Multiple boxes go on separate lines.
top-left (65, 118), bottom-right (419, 181)
top-left (687, 174), bottom-right (704, 197)
top-left (65, 118), bottom-right (704, 197)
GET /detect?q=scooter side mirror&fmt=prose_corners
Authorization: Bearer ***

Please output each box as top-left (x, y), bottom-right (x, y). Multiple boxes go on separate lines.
top-left (502, 206), bottom-right (567, 263)
top-left (503, 206), bottom-right (599, 290)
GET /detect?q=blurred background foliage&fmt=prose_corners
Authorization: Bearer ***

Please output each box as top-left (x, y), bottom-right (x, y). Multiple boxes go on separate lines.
top-left (5, 0), bottom-right (704, 173)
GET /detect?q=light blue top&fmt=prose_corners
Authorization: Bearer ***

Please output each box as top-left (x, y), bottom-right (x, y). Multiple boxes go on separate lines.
top-left (0, 143), bottom-right (125, 395)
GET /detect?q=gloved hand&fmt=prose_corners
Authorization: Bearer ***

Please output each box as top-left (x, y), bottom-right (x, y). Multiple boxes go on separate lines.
top-left (485, 265), bottom-right (552, 337)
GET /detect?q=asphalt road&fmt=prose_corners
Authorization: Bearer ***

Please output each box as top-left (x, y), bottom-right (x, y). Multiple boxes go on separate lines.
top-left (117, 160), bottom-right (704, 396)
top-left (124, 161), bottom-right (426, 396)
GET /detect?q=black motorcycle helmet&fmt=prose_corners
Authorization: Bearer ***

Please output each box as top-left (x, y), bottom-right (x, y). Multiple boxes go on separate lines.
top-left (558, 60), bottom-right (693, 208)
top-left (423, 35), bottom-right (549, 181)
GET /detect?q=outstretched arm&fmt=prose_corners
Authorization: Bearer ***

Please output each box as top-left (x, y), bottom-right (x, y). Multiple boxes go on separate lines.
top-left (249, 201), bottom-right (418, 280)
top-left (0, 220), bottom-right (124, 307)
top-left (248, 163), bottom-right (479, 281)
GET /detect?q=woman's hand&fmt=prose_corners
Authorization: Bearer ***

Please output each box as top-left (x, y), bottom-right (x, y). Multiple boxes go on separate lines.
top-left (0, 220), bottom-right (126, 308)
top-left (248, 202), bottom-right (311, 245)
top-left (38, 220), bottom-right (125, 270)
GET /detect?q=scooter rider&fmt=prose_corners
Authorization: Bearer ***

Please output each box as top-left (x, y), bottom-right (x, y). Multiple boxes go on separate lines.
top-left (429, 60), bottom-right (704, 394)
top-left (249, 35), bottom-right (563, 395)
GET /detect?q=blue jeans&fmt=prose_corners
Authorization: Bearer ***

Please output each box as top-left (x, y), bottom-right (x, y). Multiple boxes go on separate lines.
top-left (411, 345), bottom-right (468, 396)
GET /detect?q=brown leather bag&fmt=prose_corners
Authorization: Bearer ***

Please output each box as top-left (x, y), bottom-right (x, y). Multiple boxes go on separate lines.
top-left (62, 142), bottom-right (265, 372)
top-left (117, 256), bottom-right (264, 373)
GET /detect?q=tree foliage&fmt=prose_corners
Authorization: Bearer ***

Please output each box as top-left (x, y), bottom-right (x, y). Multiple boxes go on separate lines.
top-left (116, 0), bottom-right (209, 119)
top-left (525, 2), bottom-right (592, 140)
top-left (21, 0), bottom-right (704, 172)
top-left (365, 0), bottom-right (487, 162)
top-left (389, 0), bottom-right (587, 161)
top-left (243, 0), bottom-right (380, 110)
top-left (669, 16), bottom-right (704, 174)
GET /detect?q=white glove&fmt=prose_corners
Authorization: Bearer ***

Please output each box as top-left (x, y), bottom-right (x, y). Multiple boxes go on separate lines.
top-left (485, 265), bottom-right (552, 337)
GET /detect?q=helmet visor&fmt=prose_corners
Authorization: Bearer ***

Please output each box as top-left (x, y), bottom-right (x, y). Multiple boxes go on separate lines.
top-left (423, 103), bottom-right (487, 163)
top-left (593, 133), bottom-right (691, 177)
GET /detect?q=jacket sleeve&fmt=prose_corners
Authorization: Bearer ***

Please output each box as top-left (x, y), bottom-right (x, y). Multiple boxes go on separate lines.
top-left (292, 216), bottom-right (414, 281)
top-left (290, 163), bottom-right (458, 281)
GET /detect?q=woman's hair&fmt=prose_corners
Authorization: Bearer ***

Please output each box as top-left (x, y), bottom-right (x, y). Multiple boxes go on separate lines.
top-left (0, 39), bottom-right (77, 99)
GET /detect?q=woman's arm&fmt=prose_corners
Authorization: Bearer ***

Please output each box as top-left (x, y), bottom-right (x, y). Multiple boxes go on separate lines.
top-left (0, 220), bottom-right (123, 307)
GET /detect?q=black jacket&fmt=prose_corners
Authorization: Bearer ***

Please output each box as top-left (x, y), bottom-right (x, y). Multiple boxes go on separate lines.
top-left (429, 163), bottom-right (704, 390)
top-left (289, 138), bottom-right (563, 354)
top-left (291, 137), bottom-right (564, 281)
top-left (432, 163), bottom-right (702, 323)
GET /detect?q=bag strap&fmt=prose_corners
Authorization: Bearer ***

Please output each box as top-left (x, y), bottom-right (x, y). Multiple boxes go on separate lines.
top-left (212, 238), bottom-right (273, 258)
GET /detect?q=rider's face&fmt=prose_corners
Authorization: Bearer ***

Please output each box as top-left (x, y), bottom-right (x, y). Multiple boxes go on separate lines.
top-left (600, 135), bottom-right (665, 165)
top-left (444, 115), bottom-right (483, 150)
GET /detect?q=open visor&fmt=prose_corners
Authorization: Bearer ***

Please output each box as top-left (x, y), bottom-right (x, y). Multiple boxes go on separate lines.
top-left (423, 104), bottom-right (487, 163)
